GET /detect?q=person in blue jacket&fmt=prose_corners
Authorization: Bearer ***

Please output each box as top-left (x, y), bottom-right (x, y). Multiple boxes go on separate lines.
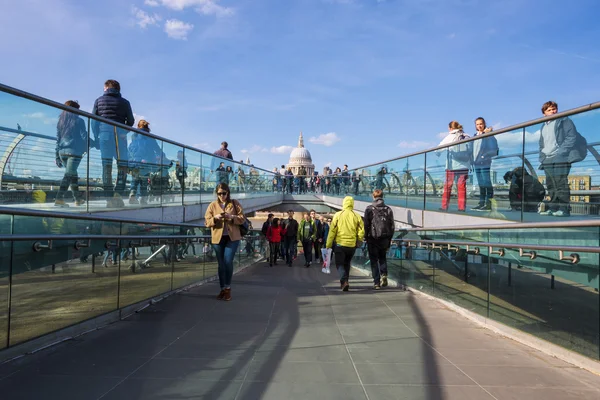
top-left (54, 100), bottom-right (88, 207)
top-left (128, 120), bottom-right (165, 204)
top-left (91, 79), bottom-right (135, 208)
top-left (471, 117), bottom-right (498, 211)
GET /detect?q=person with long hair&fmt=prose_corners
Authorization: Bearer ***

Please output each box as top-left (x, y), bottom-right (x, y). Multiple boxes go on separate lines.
top-left (437, 121), bottom-right (472, 212)
top-left (54, 100), bottom-right (88, 207)
top-left (205, 183), bottom-right (245, 301)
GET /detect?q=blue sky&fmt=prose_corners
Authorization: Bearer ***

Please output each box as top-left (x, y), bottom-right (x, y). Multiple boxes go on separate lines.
top-left (1, 0), bottom-right (600, 172)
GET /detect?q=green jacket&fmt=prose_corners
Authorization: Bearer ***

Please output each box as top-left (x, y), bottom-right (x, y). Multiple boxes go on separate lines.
top-left (297, 219), bottom-right (316, 242)
top-left (326, 196), bottom-right (365, 248)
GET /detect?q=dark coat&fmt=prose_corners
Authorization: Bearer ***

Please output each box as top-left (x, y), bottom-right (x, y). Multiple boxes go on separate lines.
top-left (539, 117), bottom-right (577, 166)
top-left (91, 88), bottom-right (134, 139)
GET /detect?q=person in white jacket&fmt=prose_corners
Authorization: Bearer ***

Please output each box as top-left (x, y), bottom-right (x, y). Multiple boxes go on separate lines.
top-left (437, 121), bottom-right (472, 211)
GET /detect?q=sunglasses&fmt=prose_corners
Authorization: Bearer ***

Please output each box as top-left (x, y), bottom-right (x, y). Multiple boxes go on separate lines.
top-left (217, 192), bottom-right (228, 196)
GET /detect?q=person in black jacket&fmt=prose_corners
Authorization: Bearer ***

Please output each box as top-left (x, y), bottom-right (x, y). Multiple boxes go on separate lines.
top-left (364, 189), bottom-right (395, 289)
top-left (92, 79), bottom-right (135, 208)
top-left (281, 210), bottom-right (299, 267)
top-left (310, 209), bottom-right (323, 263)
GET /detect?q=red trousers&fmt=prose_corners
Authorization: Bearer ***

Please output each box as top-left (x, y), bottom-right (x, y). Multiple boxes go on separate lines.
top-left (442, 169), bottom-right (468, 211)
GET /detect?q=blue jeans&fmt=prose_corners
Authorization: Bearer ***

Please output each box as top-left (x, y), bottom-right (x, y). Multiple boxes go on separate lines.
top-left (57, 154), bottom-right (83, 201)
top-left (99, 133), bottom-right (128, 198)
top-left (213, 236), bottom-right (240, 289)
top-left (474, 166), bottom-right (493, 205)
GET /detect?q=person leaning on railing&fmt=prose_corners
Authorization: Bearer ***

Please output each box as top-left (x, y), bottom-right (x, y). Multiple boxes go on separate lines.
top-left (538, 101), bottom-right (586, 217)
top-left (437, 121), bottom-right (472, 212)
top-left (54, 100), bottom-right (88, 208)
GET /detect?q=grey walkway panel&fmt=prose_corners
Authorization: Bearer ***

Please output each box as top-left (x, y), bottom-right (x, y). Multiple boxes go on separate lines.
top-left (1, 260), bottom-right (599, 400)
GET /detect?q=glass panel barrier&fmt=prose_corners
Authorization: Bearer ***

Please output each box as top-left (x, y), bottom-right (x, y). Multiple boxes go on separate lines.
top-left (88, 120), bottom-right (130, 211)
top-left (10, 215), bottom-right (120, 345)
top-left (183, 148), bottom-right (201, 205)
top-left (488, 226), bottom-right (599, 360)
top-left (118, 222), bottom-right (174, 308)
top-left (172, 225), bottom-right (210, 288)
top-left (160, 141), bottom-right (182, 210)
top-left (487, 128), bottom-right (525, 220)
top-left (424, 147), bottom-right (448, 213)
top-left (0, 92), bottom-right (90, 213)
top-left (399, 225), bottom-right (600, 360)
top-left (0, 214), bottom-right (12, 349)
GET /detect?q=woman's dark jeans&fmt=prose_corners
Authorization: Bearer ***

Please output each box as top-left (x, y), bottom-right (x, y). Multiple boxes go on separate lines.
top-left (213, 235), bottom-right (240, 289)
top-left (57, 154), bottom-right (83, 201)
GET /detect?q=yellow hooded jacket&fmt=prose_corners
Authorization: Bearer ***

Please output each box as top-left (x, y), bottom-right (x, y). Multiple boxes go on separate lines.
top-left (326, 196), bottom-right (365, 249)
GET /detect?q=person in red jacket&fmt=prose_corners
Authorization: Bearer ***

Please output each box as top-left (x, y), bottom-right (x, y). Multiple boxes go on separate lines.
top-left (266, 218), bottom-right (284, 266)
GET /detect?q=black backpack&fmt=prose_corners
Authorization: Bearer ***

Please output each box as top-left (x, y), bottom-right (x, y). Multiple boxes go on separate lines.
top-left (369, 205), bottom-right (394, 240)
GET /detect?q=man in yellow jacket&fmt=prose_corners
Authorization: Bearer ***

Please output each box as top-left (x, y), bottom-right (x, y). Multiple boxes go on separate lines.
top-left (326, 196), bottom-right (365, 291)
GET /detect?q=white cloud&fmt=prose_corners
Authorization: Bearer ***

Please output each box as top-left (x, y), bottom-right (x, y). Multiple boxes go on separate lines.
top-left (158, 0), bottom-right (234, 17)
top-left (398, 140), bottom-right (433, 150)
top-left (192, 142), bottom-right (212, 150)
top-left (271, 145), bottom-right (294, 154)
top-left (164, 19), bottom-right (194, 40)
top-left (309, 132), bottom-right (341, 147)
top-left (133, 113), bottom-right (146, 127)
top-left (23, 112), bottom-right (58, 125)
top-left (144, 0), bottom-right (160, 6)
top-left (241, 145), bottom-right (265, 154)
top-left (132, 6), bottom-right (162, 28)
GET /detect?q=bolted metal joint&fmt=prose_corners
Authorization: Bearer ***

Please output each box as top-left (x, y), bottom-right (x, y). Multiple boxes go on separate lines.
top-left (74, 240), bottom-right (90, 250)
top-left (466, 245), bottom-right (480, 255)
top-left (33, 240), bottom-right (53, 252)
top-left (489, 247), bottom-right (505, 257)
top-left (558, 250), bottom-right (580, 264)
top-left (519, 248), bottom-right (537, 260)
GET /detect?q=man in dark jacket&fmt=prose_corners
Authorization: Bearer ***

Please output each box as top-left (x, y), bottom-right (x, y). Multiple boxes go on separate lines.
top-left (214, 141), bottom-right (233, 159)
top-left (538, 101), bottom-right (579, 217)
top-left (92, 79), bottom-right (135, 208)
top-left (281, 210), bottom-right (299, 267)
top-left (364, 189), bottom-right (395, 289)
top-left (310, 209), bottom-right (323, 263)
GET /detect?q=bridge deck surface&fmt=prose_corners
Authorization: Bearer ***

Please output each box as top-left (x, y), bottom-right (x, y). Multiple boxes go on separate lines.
top-left (1, 260), bottom-right (599, 400)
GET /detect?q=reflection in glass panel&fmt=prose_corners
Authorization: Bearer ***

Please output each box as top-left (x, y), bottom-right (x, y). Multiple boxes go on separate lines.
top-left (0, 93), bottom-right (88, 212)
top-left (88, 120), bottom-right (131, 211)
top-left (488, 227), bottom-right (599, 359)
top-left (0, 214), bottom-right (11, 348)
top-left (424, 148), bottom-right (447, 212)
top-left (183, 149), bottom-right (202, 205)
top-left (404, 154), bottom-right (426, 211)
top-left (10, 216), bottom-right (119, 345)
top-left (118, 223), bottom-right (174, 308)
top-left (172, 224), bottom-right (205, 288)
top-left (381, 158), bottom-right (407, 208)
top-left (160, 142), bottom-right (181, 209)
top-left (431, 231), bottom-right (489, 318)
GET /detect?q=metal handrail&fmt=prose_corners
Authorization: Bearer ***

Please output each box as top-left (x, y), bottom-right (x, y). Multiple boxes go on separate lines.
top-left (0, 206), bottom-right (212, 228)
top-left (400, 219), bottom-right (600, 232)
top-left (0, 234), bottom-right (213, 241)
top-left (349, 101), bottom-right (600, 171)
top-left (0, 83), bottom-right (275, 175)
top-left (397, 238), bottom-right (600, 254)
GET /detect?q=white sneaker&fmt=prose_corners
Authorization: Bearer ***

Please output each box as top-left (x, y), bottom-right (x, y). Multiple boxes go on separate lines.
top-left (322, 267), bottom-right (326, 273)
top-left (538, 210), bottom-right (553, 216)
top-left (325, 268), bottom-right (331, 274)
